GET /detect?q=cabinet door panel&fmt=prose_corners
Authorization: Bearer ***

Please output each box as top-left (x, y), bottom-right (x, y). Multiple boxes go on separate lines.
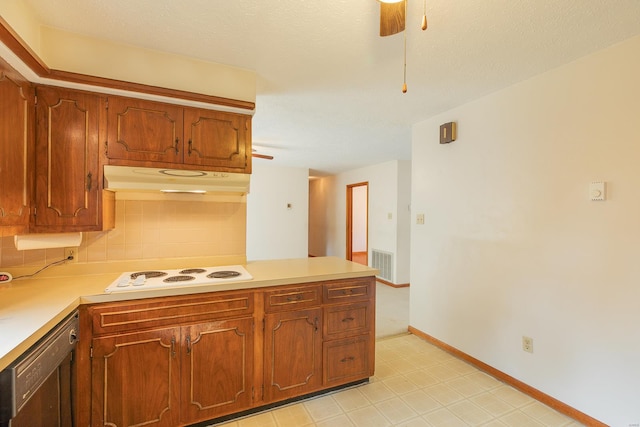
top-left (264, 285), bottom-right (322, 313)
top-left (91, 328), bottom-right (180, 427)
top-left (107, 97), bottom-right (183, 163)
top-left (34, 86), bottom-right (105, 230)
top-left (0, 65), bottom-right (31, 233)
top-left (264, 308), bottom-right (322, 402)
top-left (324, 302), bottom-right (372, 340)
top-left (181, 318), bottom-right (254, 423)
top-left (323, 336), bottom-right (370, 386)
top-left (323, 277), bottom-right (374, 304)
top-left (184, 109), bottom-right (249, 171)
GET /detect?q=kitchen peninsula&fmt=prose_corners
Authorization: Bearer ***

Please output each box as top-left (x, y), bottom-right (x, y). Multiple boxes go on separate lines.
top-left (0, 256), bottom-right (377, 427)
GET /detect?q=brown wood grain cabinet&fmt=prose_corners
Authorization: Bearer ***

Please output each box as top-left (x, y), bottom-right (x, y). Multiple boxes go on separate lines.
top-left (85, 291), bottom-right (255, 427)
top-left (79, 277), bottom-right (375, 426)
top-left (180, 318), bottom-right (254, 422)
top-left (322, 279), bottom-right (375, 387)
top-left (91, 327), bottom-right (181, 427)
top-left (0, 58), bottom-right (33, 235)
top-left (107, 96), bottom-right (252, 173)
top-left (32, 86), bottom-right (114, 232)
top-left (264, 307), bottom-right (323, 401)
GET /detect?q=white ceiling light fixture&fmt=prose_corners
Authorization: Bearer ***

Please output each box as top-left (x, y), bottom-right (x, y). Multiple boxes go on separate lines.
top-left (378, 0), bottom-right (428, 93)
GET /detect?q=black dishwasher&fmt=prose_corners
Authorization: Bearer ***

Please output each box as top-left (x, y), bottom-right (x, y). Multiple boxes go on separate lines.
top-left (0, 310), bottom-right (79, 427)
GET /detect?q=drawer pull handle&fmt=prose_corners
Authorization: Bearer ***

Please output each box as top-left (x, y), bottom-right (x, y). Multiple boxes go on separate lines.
top-left (342, 289), bottom-right (355, 295)
top-left (342, 317), bottom-right (355, 322)
top-left (170, 337), bottom-right (176, 358)
top-left (340, 356), bottom-right (355, 363)
top-left (186, 335), bottom-right (192, 354)
top-left (286, 294), bottom-right (303, 302)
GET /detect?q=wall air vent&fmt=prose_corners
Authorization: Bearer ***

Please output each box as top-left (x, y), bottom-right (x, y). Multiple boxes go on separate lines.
top-left (371, 249), bottom-right (394, 282)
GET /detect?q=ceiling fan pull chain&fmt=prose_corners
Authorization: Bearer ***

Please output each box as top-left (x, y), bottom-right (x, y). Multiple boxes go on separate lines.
top-left (422, 0), bottom-right (428, 30)
top-left (402, 0), bottom-right (408, 93)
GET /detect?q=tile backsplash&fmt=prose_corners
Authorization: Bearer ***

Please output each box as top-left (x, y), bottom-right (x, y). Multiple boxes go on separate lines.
top-left (0, 199), bottom-right (246, 268)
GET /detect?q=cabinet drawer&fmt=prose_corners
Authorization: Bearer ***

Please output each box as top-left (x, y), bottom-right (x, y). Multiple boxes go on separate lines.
top-left (323, 302), bottom-right (372, 340)
top-left (323, 336), bottom-right (370, 386)
top-left (323, 277), bottom-right (374, 304)
top-left (264, 285), bottom-right (322, 312)
top-left (89, 291), bottom-right (253, 335)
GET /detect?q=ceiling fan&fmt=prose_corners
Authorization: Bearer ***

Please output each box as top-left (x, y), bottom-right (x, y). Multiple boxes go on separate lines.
top-left (378, 0), bottom-right (428, 92)
top-left (251, 148), bottom-right (274, 160)
top-left (379, 0), bottom-right (427, 36)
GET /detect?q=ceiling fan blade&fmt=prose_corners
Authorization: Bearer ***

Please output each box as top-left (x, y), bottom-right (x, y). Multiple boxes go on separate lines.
top-left (380, 1), bottom-right (406, 37)
top-left (252, 153), bottom-right (274, 160)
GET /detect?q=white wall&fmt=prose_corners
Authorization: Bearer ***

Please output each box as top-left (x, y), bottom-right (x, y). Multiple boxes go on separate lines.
top-left (308, 178), bottom-right (328, 257)
top-left (395, 161), bottom-right (412, 284)
top-left (246, 163), bottom-right (309, 261)
top-left (410, 35), bottom-right (640, 426)
top-left (313, 160), bottom-right (411, 284)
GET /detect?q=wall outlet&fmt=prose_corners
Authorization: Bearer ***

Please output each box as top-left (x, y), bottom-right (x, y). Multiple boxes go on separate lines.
top-left (64, 247), bottom-right (78, 263)
top-left (522, 336), bottom-right (533, 353)
top-left (416, 213), bottom-right (425, 225)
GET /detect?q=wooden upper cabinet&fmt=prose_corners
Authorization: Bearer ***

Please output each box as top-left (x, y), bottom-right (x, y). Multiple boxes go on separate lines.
top-left (107, 97), bottom-right (183, 164)
top-left (33, 86), bottom-right (112, 232)
top-left (183, 109), bottom-right (250, 171)
top-left (106, 96), bottom-right (251, 173)
top-left (0, 59), bottom-right (33, 234)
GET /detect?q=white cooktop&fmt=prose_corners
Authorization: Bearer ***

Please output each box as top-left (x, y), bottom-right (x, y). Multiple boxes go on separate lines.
top-left (104, 265), bottom-right (253, 293)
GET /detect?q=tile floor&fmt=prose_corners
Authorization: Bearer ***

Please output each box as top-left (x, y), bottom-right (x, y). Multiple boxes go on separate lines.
top-left (213, 283), bottom-right (585, 427)
top-left (214, 335), bottom-right (586, 427)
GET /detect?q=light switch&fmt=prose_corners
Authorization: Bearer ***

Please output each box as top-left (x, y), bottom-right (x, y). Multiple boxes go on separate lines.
top-left (387, 212), bottom-right (393, 220)
top-left (590, 182), bottom-right (606, 201)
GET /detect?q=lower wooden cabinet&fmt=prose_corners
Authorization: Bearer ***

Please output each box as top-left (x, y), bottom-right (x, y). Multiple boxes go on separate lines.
top-left (264, 308), bottom-right (322, 402)
top-left (323, 335), bottom-right (371, 385)
top-left (180, 318), bottom-right (254, 423)
top-left (91, 327), bottom-right (181, 427)
top-left (80, 277), bottom-right (375, 427)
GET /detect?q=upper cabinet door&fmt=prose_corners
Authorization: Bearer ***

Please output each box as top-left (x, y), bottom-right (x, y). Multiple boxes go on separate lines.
top-left (33, 86), bottom-right (106, 231)
top-left (0, 62), bottom-right (33, 234)
top-left (183, 109), bottom-right (251, 173)
top-left (107, 97), bottom-right (183, 164)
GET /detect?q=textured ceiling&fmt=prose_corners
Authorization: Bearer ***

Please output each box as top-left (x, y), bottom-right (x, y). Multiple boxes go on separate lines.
top-left (22, 0), bottom-right (640, 175)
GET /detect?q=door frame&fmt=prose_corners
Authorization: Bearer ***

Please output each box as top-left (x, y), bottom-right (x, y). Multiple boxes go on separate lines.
top-left (346, 182), bottom-right (368, 262)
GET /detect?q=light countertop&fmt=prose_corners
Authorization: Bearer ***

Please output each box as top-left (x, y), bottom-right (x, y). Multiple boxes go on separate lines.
top-left (0, 256), bottom-right (377, 371)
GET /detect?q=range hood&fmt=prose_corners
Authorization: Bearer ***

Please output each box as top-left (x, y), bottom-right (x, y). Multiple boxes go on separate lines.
top-left (103, 165), bottom-right (250, 196)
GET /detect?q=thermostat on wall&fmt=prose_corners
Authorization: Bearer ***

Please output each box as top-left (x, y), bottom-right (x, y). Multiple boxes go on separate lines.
top-left (439, 122), bottom-right (457, 144)
top-left (590, 181), bottom-right (606, 201)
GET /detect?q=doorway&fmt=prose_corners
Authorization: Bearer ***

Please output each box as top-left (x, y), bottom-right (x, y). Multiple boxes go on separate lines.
top-left (346, 182), bottom-right (368, 265)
